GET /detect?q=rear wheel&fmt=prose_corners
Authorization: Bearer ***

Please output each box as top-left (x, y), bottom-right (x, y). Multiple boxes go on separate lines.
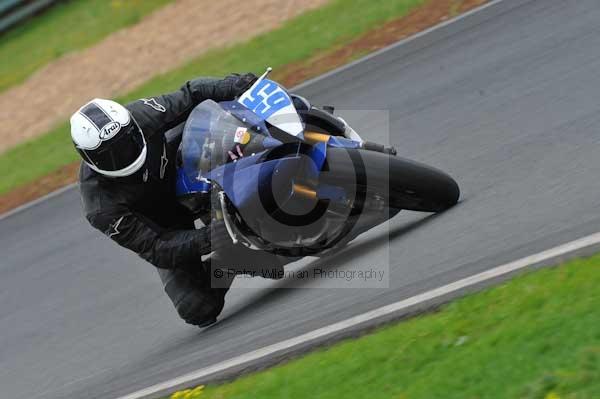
top-left (321, 148), bottom-right (459, 212)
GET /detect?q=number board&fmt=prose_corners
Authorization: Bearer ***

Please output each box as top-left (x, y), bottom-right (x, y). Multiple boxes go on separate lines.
top-left (239, 79), bottom-right (292, 120)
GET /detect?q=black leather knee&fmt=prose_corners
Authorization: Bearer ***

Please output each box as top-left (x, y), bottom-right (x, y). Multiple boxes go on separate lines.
top-left (174, 291), bottom-right (224, 327)
top-left (159, 267), bottom-right (227, 327)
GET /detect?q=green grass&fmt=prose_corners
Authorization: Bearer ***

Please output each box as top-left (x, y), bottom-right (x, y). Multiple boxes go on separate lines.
top-left (0, 0), bottom-right (173, 93)
top-left (168, 255), bottom-right (600, 399)
top-left (0, 0), bottom-right (426, 195)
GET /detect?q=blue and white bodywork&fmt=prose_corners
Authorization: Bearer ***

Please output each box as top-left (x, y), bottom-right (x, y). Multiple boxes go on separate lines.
top-left (175, 69), bottom-right (367, 254)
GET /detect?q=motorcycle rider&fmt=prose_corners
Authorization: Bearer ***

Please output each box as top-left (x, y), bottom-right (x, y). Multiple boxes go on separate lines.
top-left (72, 73), bottom-right (306, 327)
top-left (72, 70), bottom-right (368, 327)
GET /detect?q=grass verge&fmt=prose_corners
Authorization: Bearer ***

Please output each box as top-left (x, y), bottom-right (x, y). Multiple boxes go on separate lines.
top-left (0, 0), bottom-right (429, 196)
top-left (0, 0), bottom-right (173, 93)
top-left (167, 254), bottom-right (600, 399)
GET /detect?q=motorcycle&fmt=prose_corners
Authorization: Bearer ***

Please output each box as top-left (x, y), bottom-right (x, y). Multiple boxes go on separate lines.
top-left (175, 68), bottom-right (459, 257)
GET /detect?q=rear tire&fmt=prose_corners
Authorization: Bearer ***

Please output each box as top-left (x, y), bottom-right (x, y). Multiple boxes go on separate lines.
top-left (322, 148), bottom-right (459, 212)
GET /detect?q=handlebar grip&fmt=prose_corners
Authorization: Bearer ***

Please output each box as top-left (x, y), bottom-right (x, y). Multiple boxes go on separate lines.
top-left (362, 141), bottom-right (397, 156)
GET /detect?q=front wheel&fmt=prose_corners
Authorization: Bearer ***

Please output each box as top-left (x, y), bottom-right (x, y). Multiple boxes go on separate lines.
top-left (321, 148), bottom-right (460, 212)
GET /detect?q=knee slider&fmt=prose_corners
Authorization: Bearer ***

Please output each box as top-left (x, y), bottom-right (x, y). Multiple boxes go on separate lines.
top-left (175, 291), bottom-right (224, 326)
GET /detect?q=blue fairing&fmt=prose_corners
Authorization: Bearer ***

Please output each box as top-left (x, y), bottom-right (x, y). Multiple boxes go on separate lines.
top-left (175, 97), bottom-right (359, 209)
top-left (209, 155), bottom-right (299, 209)
top-left (175, 167), bottom-right (211, 196)
top-left (307, 141), bottom-right (326, 175)
top-left (327, 135), bottom-right (361, 149)
top-left (206, 142), bottom-right (326, 209)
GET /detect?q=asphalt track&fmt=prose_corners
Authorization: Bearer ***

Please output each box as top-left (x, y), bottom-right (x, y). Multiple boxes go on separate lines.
top-left (2, 0), bottom-right (600, 397)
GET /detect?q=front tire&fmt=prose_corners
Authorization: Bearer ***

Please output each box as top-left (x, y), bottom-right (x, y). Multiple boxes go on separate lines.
top-left (322, 148), bottom-right (459, 212)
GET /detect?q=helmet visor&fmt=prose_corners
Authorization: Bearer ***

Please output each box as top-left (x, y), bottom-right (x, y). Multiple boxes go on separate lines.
top-left (76, 123), bottom-right (145, 172)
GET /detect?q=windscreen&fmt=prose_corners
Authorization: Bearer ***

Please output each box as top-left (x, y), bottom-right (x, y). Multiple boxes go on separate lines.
top-left (180, 100), bottom-right (271, 184)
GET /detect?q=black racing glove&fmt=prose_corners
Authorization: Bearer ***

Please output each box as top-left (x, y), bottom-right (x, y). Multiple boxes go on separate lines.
top-left (230, 72), bottom-right (258, 97)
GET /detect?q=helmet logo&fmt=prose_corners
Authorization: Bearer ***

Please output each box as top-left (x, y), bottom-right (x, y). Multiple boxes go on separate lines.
top-left (99, 121), bottom-right (121, 141)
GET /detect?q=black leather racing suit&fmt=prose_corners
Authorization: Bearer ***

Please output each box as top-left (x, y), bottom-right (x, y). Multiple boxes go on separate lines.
top-left (79, 76), bottom-right (248, 269)
top-left (79, 75), bottom-right (290, 327)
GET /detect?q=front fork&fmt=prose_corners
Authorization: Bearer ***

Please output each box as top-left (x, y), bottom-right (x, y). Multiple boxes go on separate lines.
top-left (303, 131), bottom-right (396, 155)
top-left (218, 191), bottom-right (239, 246)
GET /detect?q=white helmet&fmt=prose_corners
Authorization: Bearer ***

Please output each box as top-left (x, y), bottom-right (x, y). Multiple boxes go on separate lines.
top-left (70, 98), bottom-right (147, 177)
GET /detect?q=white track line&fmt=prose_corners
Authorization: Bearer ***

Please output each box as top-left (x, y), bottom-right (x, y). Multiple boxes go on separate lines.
top-left (0, 182), bottom-right (76, 222)
top-left (117, 231), bottom-right (600, 399)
